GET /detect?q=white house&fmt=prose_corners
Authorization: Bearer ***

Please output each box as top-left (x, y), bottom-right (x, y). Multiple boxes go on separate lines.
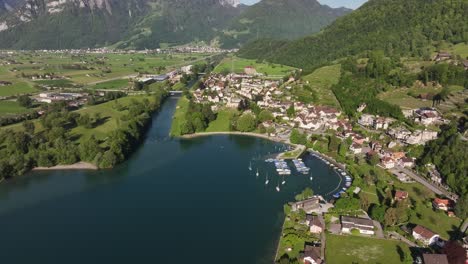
top-left (341, 216), bottom-right (375, 235)
top-left (412, 225), bottom-right (440, 245)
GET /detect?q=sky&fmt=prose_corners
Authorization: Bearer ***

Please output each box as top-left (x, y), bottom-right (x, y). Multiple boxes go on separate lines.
top-left (239, 0), bottom-right (368, 10)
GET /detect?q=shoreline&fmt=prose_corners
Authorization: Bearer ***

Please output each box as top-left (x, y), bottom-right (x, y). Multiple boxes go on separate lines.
top-left (32, 162), bottom-right (98, 171)
top-left (180, 131), bottom-right (290, 144)
top-left (180, 131), bottom-right (305, 159)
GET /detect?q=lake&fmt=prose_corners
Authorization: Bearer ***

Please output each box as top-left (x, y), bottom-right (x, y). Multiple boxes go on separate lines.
top-left (0, 96), bottom-right (343, 264)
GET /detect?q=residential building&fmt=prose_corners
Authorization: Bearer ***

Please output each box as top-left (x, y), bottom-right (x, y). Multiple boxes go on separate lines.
top-left (301, 245), bottom-right (322, 264)
top-left (433, 198), bottom-right (454, 212)
top-left (412, 225), bottom-right (440, 245)
top-left (394, 190), bottom-right (409, 202)
top-left (341, 216), bottom-right (375, 235)
top-left (349, 143), bottom-right (363, 154)
top-left (422, 254), bottom-right (449, 264)
top-left (306, 215), bottom-right (323, 234)
top-left (291, 197), bottom-right (321, 214)
top-left (381, 157), bottom-right (395, 169)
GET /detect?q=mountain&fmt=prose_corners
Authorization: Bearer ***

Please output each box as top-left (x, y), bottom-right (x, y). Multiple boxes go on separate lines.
top-left (219, 0), bottom-right (351, 48)
top-left (0, 0), bottom-right (350, 50)
top-left (115, 0), bottom-right (244, 49)
top-left (0, 0), bottom-right (149, 49)
top-left (238, 0), bottom-right (468, 71)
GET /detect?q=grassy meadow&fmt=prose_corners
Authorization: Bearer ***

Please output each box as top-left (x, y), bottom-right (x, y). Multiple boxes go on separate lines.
top-left (213, 55), bottom-right (296, 77)
top-left (301, 64), bottom-right (341, 107)
top-left (326, 234), bottom-right (412, 264)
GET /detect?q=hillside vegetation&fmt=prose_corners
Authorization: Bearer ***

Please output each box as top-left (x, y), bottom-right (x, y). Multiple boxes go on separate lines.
top-left (238, 0), bottom-right (468, 71)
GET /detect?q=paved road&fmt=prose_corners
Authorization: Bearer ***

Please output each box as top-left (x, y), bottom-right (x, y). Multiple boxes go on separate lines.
top-left (319, 215), bottom-right (326, 257)
top-left (388, 231), bottom-right (417, 247)
top-left (373, 220), bottom-right (384, 239)
top-left (395, 166), bottom-right (457, 200)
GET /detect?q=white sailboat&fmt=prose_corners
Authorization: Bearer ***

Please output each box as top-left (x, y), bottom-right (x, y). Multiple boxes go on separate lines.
top-left (256, 168), bottom-right (259, 177)
top-left (249, 161), bottom-right (252, 171)
top-left (281, 175), bottom-right (286, 185)
top-left (309, 171), bottom-right (313, 181)
top-left (276, 179), bottom-right (280, 192)
top-left (265, 173), bottom-right (269, 185)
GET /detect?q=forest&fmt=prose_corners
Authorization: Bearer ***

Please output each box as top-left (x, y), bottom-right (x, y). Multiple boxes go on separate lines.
top-left (238, 0), bottom-right (468, 72)
top-left (0, 88), bottom-right (168, 179)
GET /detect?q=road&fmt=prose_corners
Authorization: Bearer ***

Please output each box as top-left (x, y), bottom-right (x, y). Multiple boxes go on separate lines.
top-left (395, 166), bottom-right (457, 200)
top-left (388, 231), bottom-right (417, 247)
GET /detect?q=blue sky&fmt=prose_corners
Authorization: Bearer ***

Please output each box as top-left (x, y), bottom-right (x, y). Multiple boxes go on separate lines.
top-left (240, 0), bottom-right (367, 9)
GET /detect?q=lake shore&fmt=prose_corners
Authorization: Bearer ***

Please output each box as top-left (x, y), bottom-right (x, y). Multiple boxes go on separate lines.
top-left (180, 131), bottom-right (288, 144)
top-left (180, 131), bottom-right (304, 159)
top-left (32, 162), bottom-right (98, 171)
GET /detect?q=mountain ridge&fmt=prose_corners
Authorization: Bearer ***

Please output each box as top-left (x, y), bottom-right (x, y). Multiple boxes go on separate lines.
top-left (0, 0), bottom-right (349, 49)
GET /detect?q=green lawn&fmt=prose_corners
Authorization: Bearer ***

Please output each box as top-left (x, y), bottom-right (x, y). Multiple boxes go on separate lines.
top-left (213, 55), bottom-right (296, 77)
top-left (302, 64), bottom-right (341, 107)
top-left (206, 108), bottom-right (238, 132)
top-left (393, 182), bottom-right (462, 239)
top-left (0, 82), bottom-right (37, 97)
top-left (169, 96), bottom-right (190, 136)
top-left (71, 95), bottom-right (154, 143)
top-left (448, 43), bottom-right (468, 58)
top-left (92, 79), bottom-right (131, 90)
top-left (378, 85), bottom-right (464, 110)
top-left (326, 234), bottom-right (412, 264)
top-left (0, 101), bottom-right (30, 115)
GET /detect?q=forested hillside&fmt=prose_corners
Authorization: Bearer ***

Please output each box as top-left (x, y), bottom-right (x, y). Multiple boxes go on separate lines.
top-left (238, 0), bottom-right (468, 71)
top-left (219, 0), bottom-right (350, 48)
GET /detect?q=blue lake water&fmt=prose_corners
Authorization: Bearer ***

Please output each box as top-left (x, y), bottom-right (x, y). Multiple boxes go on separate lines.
top-left (0, 97), bottom-right (343, 264)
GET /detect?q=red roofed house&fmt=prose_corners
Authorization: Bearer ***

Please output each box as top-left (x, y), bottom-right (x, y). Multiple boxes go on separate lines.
top-left (394, 190), bottom-right (408, 202)
top-left (412, 225), bottom-right (440, 245)
top-left (433, 198), bottom-right (454, 212)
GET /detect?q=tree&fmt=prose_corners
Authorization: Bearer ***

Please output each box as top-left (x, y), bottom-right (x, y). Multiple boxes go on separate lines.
top-left (328, 136), bottom-right (340, 152)
top-left (359, 193), bottom-right (370, 211)
top-left (99, 150), bottom-right (118, 169)
top-left (236, 113), bottom-right (256, 132)
top-left (338, 142), bottom-right (348, 157)
top-left (369, 204), bottom-right (387, 223)
top-left (384, 207), bottom-right (399, 226)
top-left (368, 153), bottom-right (380, 166)
top-left (290, 129), bottom-right (307, 145)
top-left (22, 120), bottom-right (35, 135)
top-left (79, 136), bottom-right (101, 162)
top-left (454, 195), bottom-right (468, 219)
top-left (258, 110), bottom-right (274, 122)
top-left (287, 105), bottom-right (295, 117)
top-left (17, 95), bottom-right (32, 108)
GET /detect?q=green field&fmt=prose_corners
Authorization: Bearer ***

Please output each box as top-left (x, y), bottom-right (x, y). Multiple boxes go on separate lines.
top-left (213, 55), bottom-right (296, 77)
top-left (378, 85), bottom-right (464, 109)
top-left (326, 234), bottom-right (412, 264)
top-left (0, 82), bottom-right (37, 97)
top-left (302, 64), bottom-right (341, 107)
top-left (92, 79), bottom-right (131, 90)
top-left (0, 96), bottom-right (154, 143)
top-left (0, 101), bottom-right (30, 115)
top-left (0, 52), bottom-right (212, 88)
top-left (169, 96), bottom-right (190, 136)
top-left (71, 96), bottom-right (154, 142)
top-left (205, 108), bottom-right (238, 132)
top-left (448, 43), bottom-right (468, 58)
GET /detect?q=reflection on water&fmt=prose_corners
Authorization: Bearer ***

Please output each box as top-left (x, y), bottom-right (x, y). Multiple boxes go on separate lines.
top-left (0, 97), bottom-right (343, 264)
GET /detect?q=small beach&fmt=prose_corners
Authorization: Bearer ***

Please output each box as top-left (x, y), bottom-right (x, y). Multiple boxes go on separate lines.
top-left (32, 162), bottom-right (98, 171)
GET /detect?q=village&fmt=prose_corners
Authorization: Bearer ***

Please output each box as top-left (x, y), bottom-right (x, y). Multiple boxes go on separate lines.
top-left (189, 65), bottom-right (467, 264)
